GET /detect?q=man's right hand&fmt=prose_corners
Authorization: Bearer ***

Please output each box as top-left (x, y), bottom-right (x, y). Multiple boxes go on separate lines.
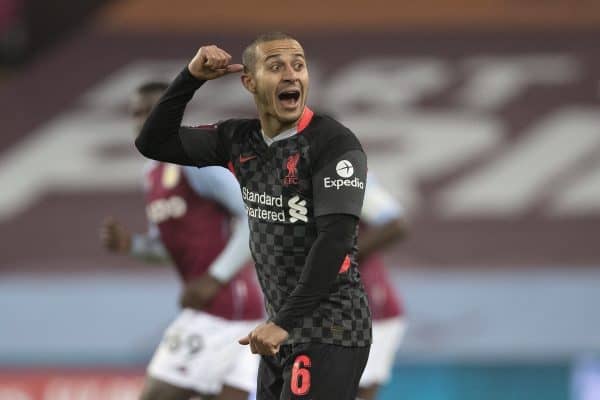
top-left (100, 217), bottom-right (132, 254)
top-left (188, 45), bottom-right (244, 81)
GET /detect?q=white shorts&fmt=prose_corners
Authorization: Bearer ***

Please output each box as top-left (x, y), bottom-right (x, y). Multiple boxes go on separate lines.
top-left (359, 317), bottom-right (406, 387)
top-left (147, 309), bottom-right (262, 395)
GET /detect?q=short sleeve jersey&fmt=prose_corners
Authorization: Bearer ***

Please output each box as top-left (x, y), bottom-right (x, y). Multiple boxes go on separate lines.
top-left (181, 108), bottom-right (371, 347)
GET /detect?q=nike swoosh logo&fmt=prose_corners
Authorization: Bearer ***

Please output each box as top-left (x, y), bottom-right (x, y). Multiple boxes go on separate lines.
top-left (239, 154), bottom-right (257, 163)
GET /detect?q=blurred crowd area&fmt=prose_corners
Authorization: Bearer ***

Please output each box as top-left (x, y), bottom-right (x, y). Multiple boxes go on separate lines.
top-left (0, 0), bottom-right (108, 67)
top-left (0, 1), bottom-right (599, 400)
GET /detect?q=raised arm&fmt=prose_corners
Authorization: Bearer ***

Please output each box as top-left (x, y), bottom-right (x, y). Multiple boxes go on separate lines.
top-left (135, 45), bottom-right (243, 166)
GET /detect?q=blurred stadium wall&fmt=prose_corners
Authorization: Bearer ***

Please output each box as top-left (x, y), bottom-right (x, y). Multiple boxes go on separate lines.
top-left (0, 1), bottom-right (599, 399)
top-left (0, 0), bottom-right (110, 66)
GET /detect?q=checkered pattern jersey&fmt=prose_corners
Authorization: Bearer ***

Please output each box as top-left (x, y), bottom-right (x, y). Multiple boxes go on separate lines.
top-left (220, 115), bottom-right (371, 347)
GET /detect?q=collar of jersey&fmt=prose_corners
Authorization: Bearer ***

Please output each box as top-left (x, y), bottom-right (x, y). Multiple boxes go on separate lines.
top-left (261, 126), bottom-right (298, 147)
top-left (259, 107), bottom-right (314, 147)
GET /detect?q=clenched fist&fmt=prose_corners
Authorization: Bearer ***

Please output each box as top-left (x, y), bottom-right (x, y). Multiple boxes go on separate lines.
top-left (188, 45), bottom-right (244, 81)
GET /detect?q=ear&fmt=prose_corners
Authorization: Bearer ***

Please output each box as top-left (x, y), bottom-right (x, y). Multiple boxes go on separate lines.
top-left (241, 73), bottom-right (257, 94)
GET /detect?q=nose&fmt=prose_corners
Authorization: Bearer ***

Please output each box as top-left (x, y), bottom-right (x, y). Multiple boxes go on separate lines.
top-left (281, 63), bottom-right (298, 81)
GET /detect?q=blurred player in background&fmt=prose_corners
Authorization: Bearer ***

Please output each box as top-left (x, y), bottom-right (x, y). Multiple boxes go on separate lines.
top-left (100, 81), bottom-right (264, 400)
top-left (357, 173), bottom-right (408, 400)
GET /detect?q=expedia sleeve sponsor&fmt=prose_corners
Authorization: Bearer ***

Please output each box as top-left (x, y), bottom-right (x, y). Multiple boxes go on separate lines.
top-left (313, 149), bottom-right (367, 218)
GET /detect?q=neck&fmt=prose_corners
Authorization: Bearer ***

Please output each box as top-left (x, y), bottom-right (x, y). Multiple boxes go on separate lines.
top-left (258, 110), bottom-right (302, 138)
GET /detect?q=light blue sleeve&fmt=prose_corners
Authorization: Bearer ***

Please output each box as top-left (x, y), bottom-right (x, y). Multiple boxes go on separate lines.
top-left (130, 222), bottom-right (171, 264)
top-left (182, 166), bottom-right (246, 216)
top-left (182, 165), bottom-right (251, 283)
top-left (361, 172), bottom-right (405, 226)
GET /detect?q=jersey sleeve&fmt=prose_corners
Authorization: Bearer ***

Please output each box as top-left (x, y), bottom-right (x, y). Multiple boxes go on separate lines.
top-left (179, 121), bottom-right (233, 168)
top-left (130, 223), bottom-right (171, 263)
top-left (272, 213), bottom-right (357, 331)
top-left (312, 132), bottom-right (367, 218)
top-left (181, 165), bottom-right (250, 282)
top-left (182, 165), bottom-right (246, 216)
top-left (361, 172), bottom-right (404, 226)
top-left (136, 67), bottom-right (233, 168)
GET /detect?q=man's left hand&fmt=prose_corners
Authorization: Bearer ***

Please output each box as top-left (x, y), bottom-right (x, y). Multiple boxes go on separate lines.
top-left (238, 322), bottom-right (289, 356)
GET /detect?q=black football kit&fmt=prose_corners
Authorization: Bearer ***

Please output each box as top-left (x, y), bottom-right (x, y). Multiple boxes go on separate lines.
top-left (136, 67), bottom-right (371, 399)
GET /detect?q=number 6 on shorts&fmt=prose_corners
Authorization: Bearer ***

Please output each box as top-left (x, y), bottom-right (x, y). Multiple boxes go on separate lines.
top-left (290, 355), bottom-right (311, 396)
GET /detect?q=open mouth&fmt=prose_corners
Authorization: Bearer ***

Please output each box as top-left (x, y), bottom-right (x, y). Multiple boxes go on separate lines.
top-left (277, 89), bottom-right (301, 109)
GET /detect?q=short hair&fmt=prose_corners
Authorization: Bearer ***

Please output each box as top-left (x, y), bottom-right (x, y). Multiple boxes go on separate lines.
top-left (242, 32), bottom-right (299, 73)
top-left (135, 81), bottom-right (169, 96)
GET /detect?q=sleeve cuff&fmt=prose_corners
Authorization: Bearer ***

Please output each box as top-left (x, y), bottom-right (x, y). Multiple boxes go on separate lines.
top-left (181, 66), bottom-right (207, 87)
top-left (271, 314), bottom-right (294, 333)
top-left (129, 234), bottom-right (147, 257)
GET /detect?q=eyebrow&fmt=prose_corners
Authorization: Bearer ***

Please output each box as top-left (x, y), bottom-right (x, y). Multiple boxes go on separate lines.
top-left (264, 53), bottom-right (305, 62)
